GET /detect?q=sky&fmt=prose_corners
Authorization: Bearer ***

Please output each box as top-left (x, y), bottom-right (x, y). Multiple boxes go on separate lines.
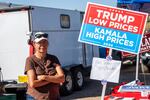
top-left (0, 0), bottom-right (117, 11)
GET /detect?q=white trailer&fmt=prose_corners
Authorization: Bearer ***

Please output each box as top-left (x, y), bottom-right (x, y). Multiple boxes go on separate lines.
top-left (0, 6), bottom-right (99, 95)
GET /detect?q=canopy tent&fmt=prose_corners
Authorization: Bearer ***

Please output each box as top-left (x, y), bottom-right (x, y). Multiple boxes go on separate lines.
top-left (118, 0), bottom-right (150, 4)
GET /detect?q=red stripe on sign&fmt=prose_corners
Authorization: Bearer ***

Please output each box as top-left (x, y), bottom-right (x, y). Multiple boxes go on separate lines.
top-left (84, 3), bottom-right (148, 34)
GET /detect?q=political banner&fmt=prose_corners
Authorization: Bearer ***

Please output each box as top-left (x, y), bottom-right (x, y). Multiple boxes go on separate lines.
top-left (78, 2), bottom-right (148, 54)
top-left (90, 57), bottom-right (121, 83)
top-left (140, 33), bottom-right (150, 53)
top-left (119, 85), bottom-right (150, 92)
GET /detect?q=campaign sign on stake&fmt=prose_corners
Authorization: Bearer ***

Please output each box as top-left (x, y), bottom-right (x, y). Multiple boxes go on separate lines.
top-left (78, 2), bottom-right (148, 54)
top-left (90, 57), bottom-right (121, 83)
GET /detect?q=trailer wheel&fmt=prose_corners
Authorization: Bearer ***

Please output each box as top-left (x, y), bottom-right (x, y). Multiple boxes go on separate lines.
top-left (141, 62), bottom-right (150, 73)
top-left (72, 67), bottom-right (84, 90)
top-left (60, 70), bottom-right (73, 95)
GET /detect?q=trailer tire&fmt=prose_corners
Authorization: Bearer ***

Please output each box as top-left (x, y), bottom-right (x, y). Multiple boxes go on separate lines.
top-left (60, 70), bottom-right (73, 96)
top-left (72, 67), bottom-right (84, 90)
top-left (141, 62), bottom-right (150, 73)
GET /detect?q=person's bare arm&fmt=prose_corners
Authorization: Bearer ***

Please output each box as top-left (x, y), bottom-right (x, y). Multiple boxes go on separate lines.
top-left (38, 65), bottom-right (65, 83)
top-left (27, 69), bottom-right (50, 88)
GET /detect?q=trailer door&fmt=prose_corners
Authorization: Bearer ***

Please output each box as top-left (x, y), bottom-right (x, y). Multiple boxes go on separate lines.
top-left (0, 10), bottom-right (30, 81)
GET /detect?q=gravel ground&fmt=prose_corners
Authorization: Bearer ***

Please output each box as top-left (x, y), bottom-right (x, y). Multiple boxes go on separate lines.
top-left (61, 64), bottom-right (150, 100)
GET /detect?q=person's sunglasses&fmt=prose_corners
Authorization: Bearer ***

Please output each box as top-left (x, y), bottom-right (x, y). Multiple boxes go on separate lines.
top-left (35, 33), bottom-right (48, 39)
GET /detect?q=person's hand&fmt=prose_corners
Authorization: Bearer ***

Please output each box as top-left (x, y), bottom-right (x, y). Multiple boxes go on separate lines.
top-left (37, 75), bottom-right (47, 81)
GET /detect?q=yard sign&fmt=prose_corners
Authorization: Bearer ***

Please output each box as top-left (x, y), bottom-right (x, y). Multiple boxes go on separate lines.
top-left (90, 57), bottom-right (121, 83)
top-left (78, 2), bottom-right (148, 54)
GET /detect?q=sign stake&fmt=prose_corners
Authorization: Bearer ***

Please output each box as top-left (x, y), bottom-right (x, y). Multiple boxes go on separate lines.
top-left (135, 54), bottom-right (140, 80)
top-left (101, 80), bottom-right (107, 100)
top-left (101, 48), bottom-right (112, 100)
